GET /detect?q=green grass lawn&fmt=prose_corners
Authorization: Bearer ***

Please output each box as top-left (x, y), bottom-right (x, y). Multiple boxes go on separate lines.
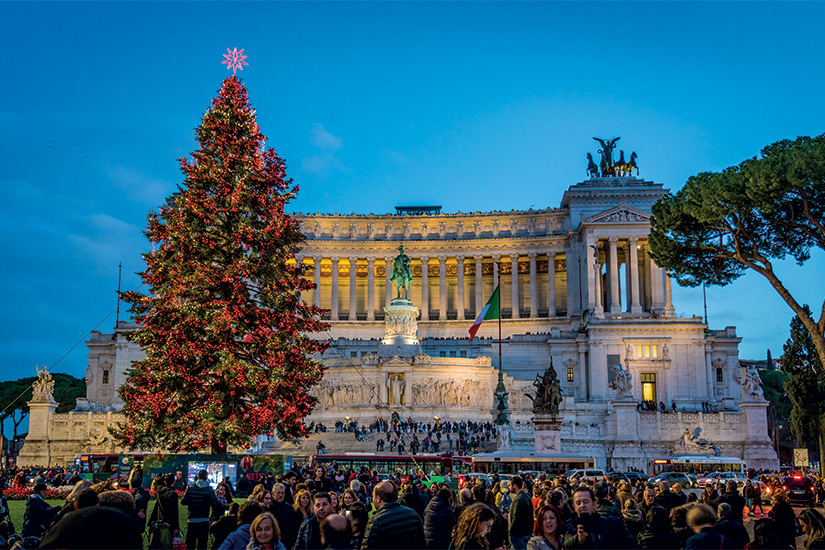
top-left (6, 497), bottom-right (248, 547)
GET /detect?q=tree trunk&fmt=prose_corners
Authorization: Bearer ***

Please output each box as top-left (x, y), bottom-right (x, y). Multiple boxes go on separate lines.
top-left (211, 440), bottom-right (227, 455)
top-left (819, 413), bottom-right (825, 477)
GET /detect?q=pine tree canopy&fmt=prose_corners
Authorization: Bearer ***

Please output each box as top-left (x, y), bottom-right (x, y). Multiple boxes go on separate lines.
top-left (649, 133), bottom-right (825, 378)
top-left (114, 76), bottom-right (329, 454)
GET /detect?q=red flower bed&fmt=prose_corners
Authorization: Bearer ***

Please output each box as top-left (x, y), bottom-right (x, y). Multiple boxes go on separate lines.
top-left (3, 487), bottom-right (65, 500)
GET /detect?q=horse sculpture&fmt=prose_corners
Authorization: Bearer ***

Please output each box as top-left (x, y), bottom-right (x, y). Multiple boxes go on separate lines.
top-left (612, 150), bottom-right (625, 176)
top-left (625, 152), bottom-right (638, 176)
top-left (586, 153), bottom-right (599, 178)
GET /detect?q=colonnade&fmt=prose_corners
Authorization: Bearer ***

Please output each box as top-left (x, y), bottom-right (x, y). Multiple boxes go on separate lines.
top-left (585, 236), bottom-right (674, 317)
top-left (297, 252), bottom-right (565, 322)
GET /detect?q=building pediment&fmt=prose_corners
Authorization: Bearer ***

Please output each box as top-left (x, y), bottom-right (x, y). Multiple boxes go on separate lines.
top-left (581, 205), bottom-right (651, 225)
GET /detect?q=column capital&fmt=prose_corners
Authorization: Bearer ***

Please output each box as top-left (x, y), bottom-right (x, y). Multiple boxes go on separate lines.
top-left (437, 255), bottom-right (447, 262)
top-left (455, 254), bottom-right (465, 262)
top-left (608, 236), bottom-right (619, 245)
top-left (420, 255), bottom-right (430, 262)
top-left (528, 251), bottom-right (537, 260)
top-left (628, 236), bottom-right (639, 245)
top-left (492, 254), bottom-right (501, 261)
top-left (295, 255), bottom-right (304, 263)
top-left (367, 257), bottom-right (375, 265)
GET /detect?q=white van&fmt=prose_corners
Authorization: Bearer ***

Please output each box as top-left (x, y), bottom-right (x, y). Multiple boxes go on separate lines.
top-left (566, 469), bottom-right (607, 484)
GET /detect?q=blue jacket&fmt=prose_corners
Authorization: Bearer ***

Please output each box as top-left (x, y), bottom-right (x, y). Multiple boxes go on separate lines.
top-left (219, 524), bottom-right (253, 550)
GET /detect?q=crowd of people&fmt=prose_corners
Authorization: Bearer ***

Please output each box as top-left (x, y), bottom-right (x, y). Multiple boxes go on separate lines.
top-left (315, 417), bottom-right (497, 456)
top-left (2, 462), bottom-right (825, 550)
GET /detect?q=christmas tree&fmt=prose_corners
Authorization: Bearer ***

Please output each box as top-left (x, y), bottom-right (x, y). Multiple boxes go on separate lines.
top-left (114, 76), bottom-right (329, 454)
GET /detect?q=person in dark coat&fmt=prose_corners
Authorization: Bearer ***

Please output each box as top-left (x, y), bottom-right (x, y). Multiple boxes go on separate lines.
top-left (181, 469), bottom-right (220, 550)
top-left (684, 504), bottom-right (732, 550)
top-left (296, 492), bottom-right (334, 550)
top-left (22, 483), bottom-right (59, 538)
top-left (217, 501), bottom-right (263, 550)
top-left (637, 505), bottom-right (679, 550)
top-left (209, 502), bottom-right (239, 550)
top-left (271, 483), bottom-right (301, 549)
top-left (399, 481), bottom-right (427, 521)
top-left (717, 481), bottom-right (746, 524)
top-left (131, 475), bottom-right (152, 534)
top-left (423, 487), bottom-right (456, 549)
top-left (654, 481), bottom-right (682, 512)
top-left (149, 473), bottom-right (180, 537)
top-left (361, 481), bottom-right (425, 550)
top-left (769, 489), bottom-right (797, 550)
top-left (561, 486), bottom-right (635, 549)
top-left (714, 503), bottom-right (749, 549)
top-left (593, 483), bottom-right (620, 518)
top-left (39, 505), bottom-right (143, 550)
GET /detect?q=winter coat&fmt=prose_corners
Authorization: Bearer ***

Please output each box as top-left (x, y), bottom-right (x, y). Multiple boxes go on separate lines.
top-left (718, 491), bottom-right (746, 523)
top-left (685, 526), bottom-right (732, 550)
top-left (527, 535), bottom-right (560, 550)
top-left (637, 529), bottom-right (679, 550)
top-left (219, 523), bottom-right (253, 550)
top-left (296, 516), bottom-right (324, 550)
top-left (210, 514), bottom-right (239, 550)
top-left (182, 480), bottom-right (219, 521)
top-left (22, 493), bottom-right (59, 538)
top-left (423, 495), bottom-right (456, 549)
top-left (770, 500), bottom-right (797, 549)
top-left (621, 508), bottom-right (644, 538)
top-left (271, 500), bottom-right (301, 549)
top-left (360, 501), bottom-right (425, 550)
top-left (399, 490), bottom-right (427, 521)
top-left (246, 539), bottom-right (286, 550)
top-left (149, 484), bottom-right (180, 531)
top-left (595, 499), bottom-right (620, 518)
top-left (509, 491), bottom-right (534, 539)
top-left (561, 513), bottom-right (636, 550)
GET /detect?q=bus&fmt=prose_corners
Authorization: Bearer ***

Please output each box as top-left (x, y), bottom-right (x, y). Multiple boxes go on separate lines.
top-left (649, 455), bottom-right (746, 476)
top-left (471, 453), bottom-right (596, 476)
top-left (311, 454), bottom-right (473, 480)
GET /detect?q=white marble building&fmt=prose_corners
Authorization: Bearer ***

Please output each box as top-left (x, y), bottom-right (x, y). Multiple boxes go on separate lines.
top-left (19, 175), bottom-right (779, 470)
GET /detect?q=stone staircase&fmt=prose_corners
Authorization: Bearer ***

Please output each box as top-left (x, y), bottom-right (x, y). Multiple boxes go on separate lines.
top-left (259, 430), bottom-right (496, 459)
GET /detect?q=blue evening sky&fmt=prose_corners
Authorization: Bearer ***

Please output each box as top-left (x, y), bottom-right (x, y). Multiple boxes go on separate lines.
top-left (1, 1), bottom-right (823, 385)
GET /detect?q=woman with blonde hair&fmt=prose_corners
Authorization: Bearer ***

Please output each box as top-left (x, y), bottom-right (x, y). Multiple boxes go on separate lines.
top-left (799, 508), bottom-right (825, 550)
top-left (292, 489), bottom-right (312, 520)
top-left (451, 502), bottom-right (497, 550)
top-left (247, 512), bottom-right (285, 550)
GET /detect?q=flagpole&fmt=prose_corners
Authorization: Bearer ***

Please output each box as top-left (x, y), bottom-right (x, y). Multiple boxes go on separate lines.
top-left (493, 258), bottom-right (509, 426)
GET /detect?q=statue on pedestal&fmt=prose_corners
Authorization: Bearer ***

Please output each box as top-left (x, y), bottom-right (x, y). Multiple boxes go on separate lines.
top-left (32, 366), bottom-right (55, 401)
top-left (390, 245), bottom-right (413, 301)
top-left (740, 364), bottom-right (765, 401)
top-left (609, 363), bottom-right (633, 399)
top-left (526, 360), bottom-right (564, 418)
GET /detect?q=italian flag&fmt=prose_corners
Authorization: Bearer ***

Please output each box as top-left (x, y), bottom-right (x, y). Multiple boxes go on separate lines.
top-left (468, 285), bottom-right (500, 342)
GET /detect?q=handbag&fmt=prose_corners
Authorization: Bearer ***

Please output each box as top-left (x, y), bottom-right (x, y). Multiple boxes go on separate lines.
top-left (148, 495), bottom-right (173, 550)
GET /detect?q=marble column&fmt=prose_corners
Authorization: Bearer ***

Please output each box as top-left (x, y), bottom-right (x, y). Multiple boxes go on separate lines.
top-left (348, 257), bottom-right (358, 320)
top-left (665, 270), bottom-right (675, 318)
top-left (456, 255), bottom-right (465, 320)
top-left (649, 248), bottom-right (665, 311)
top-left (629, 238), bottom-right (641, 313)
top-left (585, 235), bottom-right (597, 311)
top-left (492, 255), bottom-right (501, 287)
top-left (475, 256), bottom-right (483, 318)
top-left (608, 237), bottom-right (621, 314)
top-left (331, 258), bottom-right (340, 320)
top-left (420, 256), bottom-right (429, 320)
top-left (367, 257), bottom-right (375, 321)
top-left (438, 255), bottom-right (447, 320)
top-left (313, 256), bottom-right (322, 308)
top-left (548, 252), bottom-right (557, 317)
top-left (511, 255), bottom-right (520, 319)
top-left (565, 248), bottom-right (576, 316)
top-left (528, 252), bottom-right (538, 318)
top-left (385, 257), bottom-right (393, 307)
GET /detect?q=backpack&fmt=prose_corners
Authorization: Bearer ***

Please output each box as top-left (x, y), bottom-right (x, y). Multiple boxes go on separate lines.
top-left (498, 492), bottom-right (512, 514)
